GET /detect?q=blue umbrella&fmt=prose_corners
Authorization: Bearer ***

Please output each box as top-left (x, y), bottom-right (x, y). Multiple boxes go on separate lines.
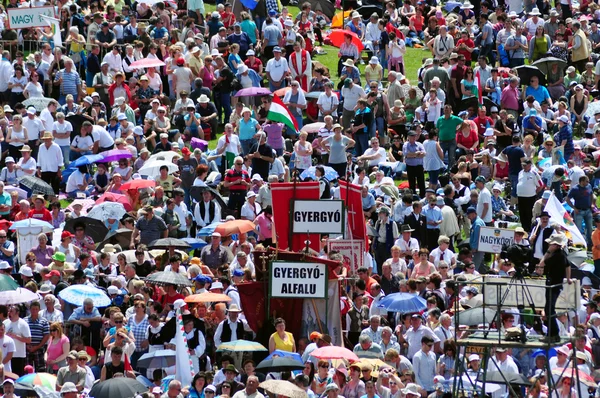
top-left (197, 222), bottom-right (223, 237)
top-left (71, 154), bottom-right (105, 167)
top-left (181, 238), bottom-right (208, 250)
top-left (266, 350), bottom-right (303, 362)
top-left (300, 166), bottom-right (339, 181)
top-left (9, 219), bottom-right (54, 232)
top-left (58, 284), bottom-right (111, 307)
top-left (377, 293), bottom-right (427, 313)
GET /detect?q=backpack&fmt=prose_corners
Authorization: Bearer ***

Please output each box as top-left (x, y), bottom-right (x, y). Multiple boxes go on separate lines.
top-left (498, 44), bottom-right (510, 67)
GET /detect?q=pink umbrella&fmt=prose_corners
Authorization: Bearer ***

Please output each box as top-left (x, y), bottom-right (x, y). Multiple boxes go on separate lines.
top-left (66, 198), bottom-right (95, 214)
top-left (311, 346), bottom-right (359, 362)
top-left (129, 58), bottom-right (166, 69)
top-left (301, 122), bottom-right (325, 134)
top-left (235, 87), bottom-right (272, 97)
top-left (95, 192), bottom-right (133, 212)
top-left (99, 149), bottom-right (133, 162)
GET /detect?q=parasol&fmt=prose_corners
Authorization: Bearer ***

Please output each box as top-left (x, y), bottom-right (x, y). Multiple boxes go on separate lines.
top-left (184, 292), bottom-right (232, 303)
top-left (19, 176), bottom-right (55, 196)
top-left (328, 29), bottom-right (364, 52)
top-left (63, 216), bottom-right (109, 243)
top-left (145, 271), bottom-right (192, 287)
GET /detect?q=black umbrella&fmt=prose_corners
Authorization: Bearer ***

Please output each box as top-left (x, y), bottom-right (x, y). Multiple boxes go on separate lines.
top-left (88, 377), bottom-right (148, 398)
top-left (458, 96), bottom-right (479, 113)
top-left (97, 228), bottom-right (133, 251)
top-left (514, 65), bottom-right (546, 86)
top-left (18, 176), bottom-right (55, 196)
top-left (256, 357), bottom-right (305, 373)
top-left (148, 238), bottom-right (192, 250)
top-left (478, 372), bottom-right (531, 386)
top-left (531, 56), bottom-right (567, 76)
top-left (66, 114), bottom-right (86, 141)
top-left (355, 5), bottom-right (383, 19)
top-left (145, 271), bottom-right (192, 287)
top-left (190, 186), bottom-right (228, 217)
top-left (14, 382), bottom-right (37, 398)
top-left (483, 97), bottom-right (500, 115)
top-left (307, 0), bottom-right (335, 18)
top-left (64, 216), bottom-right (109, 244)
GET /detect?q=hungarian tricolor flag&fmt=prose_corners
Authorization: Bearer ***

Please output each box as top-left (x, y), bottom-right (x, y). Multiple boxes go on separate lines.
top-left (224, 134), bottom-right (236, 170)
top-left (268, 95), bottom-right (299, 134)
top-left (475, 70), bottom-right (484, 107)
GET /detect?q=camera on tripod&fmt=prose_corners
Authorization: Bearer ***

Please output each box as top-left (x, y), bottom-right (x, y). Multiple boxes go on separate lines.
top-left (500, 243), bottom-right (532, 277)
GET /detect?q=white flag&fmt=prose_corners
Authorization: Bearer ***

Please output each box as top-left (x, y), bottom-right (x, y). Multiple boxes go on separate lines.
top-left (40, 15), bottom-right (62, 49)
top-left (174, 305), bottom-right (194, 388)
top-left (543, 192), bottom-right (587, 247)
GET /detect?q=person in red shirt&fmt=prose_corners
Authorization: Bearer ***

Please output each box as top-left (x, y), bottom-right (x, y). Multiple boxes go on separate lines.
top-left (244, 50), bottom-right (263, 76)
top-left (456, 30), bottom-right (475, 65)
top-left (29, 195), bottom-right (52, 223)
top-left (473, 106), bottom-right (494, 140)
top-left (160, 284), bottom-right (185, 312)
top-left (409, 9), bottom-right (425, 40)
top-left (220, 3), bottom-right (236, 28)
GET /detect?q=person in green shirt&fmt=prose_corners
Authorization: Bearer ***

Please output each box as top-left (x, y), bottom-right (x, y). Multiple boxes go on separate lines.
top-left (0, 182), bottom-right (11, 218)
top-left (436, 105), bottom-right (463, 169)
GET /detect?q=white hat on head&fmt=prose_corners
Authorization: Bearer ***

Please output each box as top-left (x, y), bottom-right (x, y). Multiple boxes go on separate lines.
top-left (484, 128), bottom-right (494, 137)
top-left (238, 64), bottom-right (248, 73)
top-left (117, 113), bottom-right (127, 121)
top-left (199, 95), bottom-right (210, 104)
top-left (247, 50), bottom-right (255, 56)
top-left (114, 97), bottom-right (125, 105)
top-left (19, 266), bottom-right (33, 277)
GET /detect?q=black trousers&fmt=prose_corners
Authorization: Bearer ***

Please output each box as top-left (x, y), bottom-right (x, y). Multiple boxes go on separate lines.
top-left (545, 284), bottom-right (562, 337)
top-left (227, 191), bottom-right (246, 217)
top-left (41, 171), bottom-right (60, 195)
top-left (12, 357), bottom-right (25, 376)
top-left (406, 164), bottom-right (426, 198)
top-left (426, 228), bottom-right (440, 251)
top-left (518, 195), bottom-right (537, 233)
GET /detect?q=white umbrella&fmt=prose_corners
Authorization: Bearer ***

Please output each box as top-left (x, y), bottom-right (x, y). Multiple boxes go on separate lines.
top-left (0, 288), bottom-right (40, 305)
top-left (139, 160), bottom-right (178, 176)
top-left (87, 202), bottom-right (127, 221)
top-left (22, 97), bottom-right (54, 110)
top-left (4, 186), bottom-right (27, 200)
top-left (149, 151), bottom-right (181, 164)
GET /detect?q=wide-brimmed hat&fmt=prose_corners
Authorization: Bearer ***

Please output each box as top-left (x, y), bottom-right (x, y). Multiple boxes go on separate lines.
top-left (227, 304), bottom-right (242, 313)
top-left (61, 382), bottom-right (78, 394)
top-left (343, 59), bottom-right (355, 67)
top-left (101, 244), bottom-right (116, 254)
top-left (529, 7), bottom-right (541, 15)
top-left (514, 227), bottom-right (528, 238)
top-left (461, 1), bottom-right (474, 8)
top-left (41, 131), bottom-right (53, 140)
top-left (52, 252), bottom-right (66, 262)
top-left (402, 384), bottom-right (420, 397)
top-left (223, 364), bottom-right (239, 374)
top-left (199, 94), bottom-right (210, 104)
top-left (545, 232), bottom-right (567, 247)
top-left (400, 224), bottom-right (414, 233)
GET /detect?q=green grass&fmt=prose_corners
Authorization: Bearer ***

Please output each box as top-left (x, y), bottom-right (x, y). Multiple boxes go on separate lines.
top-left (203, 3), bottom-right (424, 150)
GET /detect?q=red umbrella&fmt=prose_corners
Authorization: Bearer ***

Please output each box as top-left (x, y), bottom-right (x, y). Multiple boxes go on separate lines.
top-left (311, 346), bottom-right (359, 362)
top-left (214, 220), bottom-right (256, 236)
top-left (129, 58), bottom-right (166, 69)
top-left (95, 192), bottom-right (133, 212)
top-left (328, 29), bottom-right (364, 53)
top-left (274, 87), bottom-right (292, 97)
top-left (120, 179), bottom-right (156, 191)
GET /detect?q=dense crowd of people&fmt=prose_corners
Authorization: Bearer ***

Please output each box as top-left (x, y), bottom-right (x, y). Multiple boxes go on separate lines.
top-left (0, 0), bottom-right (599, 396)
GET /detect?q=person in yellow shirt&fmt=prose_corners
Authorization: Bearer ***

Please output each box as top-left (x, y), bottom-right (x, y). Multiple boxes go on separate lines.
top-left (268, 317), bottom-right (296, 353)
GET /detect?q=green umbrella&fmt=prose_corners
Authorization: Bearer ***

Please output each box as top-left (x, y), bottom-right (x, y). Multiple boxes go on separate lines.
top-left (0, 275), bottom-right (18, 291)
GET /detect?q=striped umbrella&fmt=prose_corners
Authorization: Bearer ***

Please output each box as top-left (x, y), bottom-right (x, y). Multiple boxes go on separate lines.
top-left (16, 373), bottom-right (57, 390)
top-left (217, 340), bottom-right (268, 352)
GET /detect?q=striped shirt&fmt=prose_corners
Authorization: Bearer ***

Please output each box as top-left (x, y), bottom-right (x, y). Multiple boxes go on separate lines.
top-left (54, 68), bottom-right (81, 97)
top-left (128, 315), bottom-right (150, 352)
top-left (224, 168), bottom-right (250, 192)
top-left (25, 316), bottom-right (49, 346)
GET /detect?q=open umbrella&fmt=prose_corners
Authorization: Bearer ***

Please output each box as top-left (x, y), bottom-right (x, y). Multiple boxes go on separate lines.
top-left (377, 293), bottom-right (427, 313)
top-left (311, 346), bottom-right (359, 361)
top-left (129, 58), bottom-right (166, 69)
top-left (256, 357), bottom-right (305, 373)
top-left (217, 340), bottom-right (268, 352)
top-left (328, 29), bottom-right (364, 52)
top-left (552, 368), bottom-right (597, 388)
top-left (197, 222), bottom-right (224, 237)
top-left (181, 238), bottom-right (208, 250)
top-left (300, 165), bottom-right (339, 181)
top-left (355, 5), bottom-right (383, 19)
top-left (64, 216), bottom-right (109, 243)
top-left (58, 284), bottom-right (111, 307)
top-left (331, 10), bottom-right (352, 28)
top-left (10, 219), bottom-right (54, 233)
top-left (120, 179), bottom-right (156, 190)
top-left (514, 64), bottom-right (546, 86)
top-left (149, 151), bottom-right (181, 164)
top-left (235, 87), bottom-right (273, 97)
top-left (531, 56), bottom-right (567, 76)
top-left (87, 202), bottom-right (127, 222)
top-left (189, 186), bottom-right (228, 215)
top-left (98, 149), bottom-right (133, 163)
top-left (4, 186), bottom-right (28, 200)
top-left (145, 271), bottom-right (192, 287)
top-left (71, 153), bottom-right (105, 167)
top-left (305, 91), bottom-right (323, 100)
top-left (89, 377), bottom-right (148, 398)
top-left (274, 86), bottom-right (292, 97)
top-left (148, 238), bottom-right (191, 250)
top-left (457, 96), bottom-right (479, 113)
top-left (307, 0), bottom-right (335, 18)
top-left (19, 176), bottom-right (55, 196)
top-left (22, 97), bottom-right (55, 110)
top-left (266, 350), bottom-right (303, 362)
top-left (137, 349), bottom-right (177, 369)
top-left (0, 274), bottom-right (19, 291)
top-left (97, 228), bottom-right (133, 251)
top-left (478, 372), bottom-right (530, 386)
top-left (0, 288), bottom-right (39, 305)
top-left (301, 122), bottom-right (325, 134)
top-left (66, 198), bottom-right (95, 215)
top-left (15, 373), bottom-right (57, 391)
top-left (452, 307), bottom-right (497, 326)
top-left (214, 220), bottom-right (256, 236)
top-left (185, 292), bottom-right (232, 304)
top-left (259, 380), bottom-right (308, 398)
top-left (139, 159), bottom-right (178, 176)
top-left (96, 192), bottom-right (133, 212)
top-left (483, 97), bottom-right (500, 115)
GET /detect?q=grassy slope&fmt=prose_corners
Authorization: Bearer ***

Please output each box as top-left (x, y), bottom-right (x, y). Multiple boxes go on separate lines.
top-left (204, 3), bottom-right (423, 150)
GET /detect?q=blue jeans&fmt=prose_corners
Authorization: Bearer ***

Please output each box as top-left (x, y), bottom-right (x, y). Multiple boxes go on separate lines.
top-left (439, 139), bottom-right (456, 168)
top-left (68, 187), bottom-right (93, 198)
top-left (60, 145), bottom-right (71, 167)
top-left (354, 133), bottom-right (370, 157)
top-left (294, 114), bottom-right (303, 130)
top-left (574, 208), bottom-right (593, 246)
top-left (269, 80), bottom-right (287, 93)
top-left (241, 139), bottom-right (254, 156)
top-left (427, 168), bottom-right (442, 186)
top-left (375, 116), bottom-right (385, 139)
top-left (378, 50), bottom-right (388, 71)
top-left (473, 250), bottom-right (485, 271)
top-left (509, 173), bottom-right (519, 198)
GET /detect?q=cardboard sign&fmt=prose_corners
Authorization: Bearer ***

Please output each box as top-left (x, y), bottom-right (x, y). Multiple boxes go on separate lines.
top-left (327, 239), bottom-right (364, 274)
top-left (292, 200), bottom-right (344, 234)
top-left (7, 7), bottom-right (55, 29)
top-left (270, 262), bottom-right (327, 299)
top-left (477, 227), bottom-right (515, 254)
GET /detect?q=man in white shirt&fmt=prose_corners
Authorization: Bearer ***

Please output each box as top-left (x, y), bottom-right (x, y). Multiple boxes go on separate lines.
top-left (39, 100), bottom-right (58, 131)
top-left (194, 190), bottom-right (221, 228)
top-left (398, 314), bottom-right (440, 360)
top-left (0, 323), bottom-right (15, 373)
top-left (102, 46), bottom-right (124, 74)
top-left (37, 132), bottom-right (64, 195)
top-left (394, 224), bottom-right (420, 256)
top-left (360, 314), bottom-right (384, 344)
top-left (433, 313), bottom-right (455, 344)
top-left (172, 188), bottom-right (189, 238)
top-left (232, 375), bottom-right (265, 398)
top-left (216, 124), bottom-right (242, 159)
top-left (412, 336), bottom-right (437, 393)
top-left (475, 176), bottom-right (493, 224)
top-left (23, 107), bottom-right (44, 151)
top-left (0, 51), bottom-right (14, 101)
top-left (317, 83), bottom-right (339, 121)
top-left (4, 305), bottom-right (31, 375)
top-left (341, 79), bottom-right (366, 132)
top-left (87, 122), bottom-right (115, 152)
top-left (265, 47), bottom-right (289, 92)
top-left (213, 304), bottom-right (254, 349)
top-left (487, 347), bottom-right (519, 395)
top-left (240, 191), bottom-right (261, 222)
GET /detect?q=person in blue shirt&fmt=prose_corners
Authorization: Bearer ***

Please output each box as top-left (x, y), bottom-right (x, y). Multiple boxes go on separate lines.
top-left (467, 206), bottom-right (486, 271)
top-left (525, 76), bottom-right (552, 106)
top-left (150, 19), bottom-right (169, 40)
top-left (184, 105), bottom-right (202, 138)
top-left (361, 185), bottom-right (376, 221)
top-left (522, 109), bottom-right (544, 142)
top-left (556, 114), bottom-right (574, 160)
top-left (567, 175), bottom-right (593, 246)
top-left (501, 135), bottom-right (526, 200)
top-left (423, 196), bottom-right (442, 250)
